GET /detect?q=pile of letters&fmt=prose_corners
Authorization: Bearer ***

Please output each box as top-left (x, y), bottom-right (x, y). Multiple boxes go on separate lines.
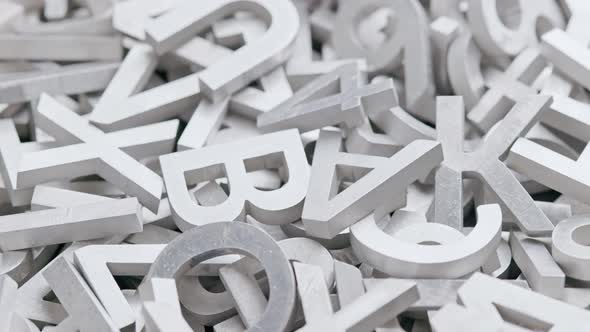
top-left (1, 0), bottom-right (590, 331)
